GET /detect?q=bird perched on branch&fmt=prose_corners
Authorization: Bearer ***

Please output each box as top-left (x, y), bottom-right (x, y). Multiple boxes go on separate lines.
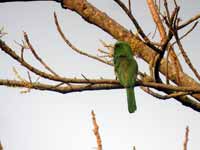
top-left (113, 41), bottom-right (138, 113)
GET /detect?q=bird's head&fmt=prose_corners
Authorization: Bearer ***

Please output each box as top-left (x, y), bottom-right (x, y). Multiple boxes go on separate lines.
top-left (114, 41), bottom-right (133, 58)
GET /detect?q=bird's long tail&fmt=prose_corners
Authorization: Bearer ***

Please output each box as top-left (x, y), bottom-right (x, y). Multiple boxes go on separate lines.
top-left (126, 88), bottom-right (137, 113)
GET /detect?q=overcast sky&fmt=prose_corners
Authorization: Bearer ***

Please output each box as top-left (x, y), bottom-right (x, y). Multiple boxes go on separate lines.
top-left (0, 1), bottom-right (200, 150)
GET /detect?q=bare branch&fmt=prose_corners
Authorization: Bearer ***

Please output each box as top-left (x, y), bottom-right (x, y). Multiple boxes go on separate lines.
top-left (146, 0), bottom-right (183, 83)
top-left (113, 0), bottom-right (149, 41)
top-left (1, 75), bottom-right (200, 111)
top-left (54, 12), bottom-right (112, 66)
top-left (24, 32), bottom-right (59, 76)
top-left (172, 22), bottom-right (198, 46)
top-left (91, 110), bottom-right (102, 150)
top-left (141, 87), bottom-right (192, 100)
top-left (0, 27), bottom-right (7, 38)
top-left (183, 126), bottom-right (189, 150)
top-left (113, 0), bottom-right (162, 54)
top-left (128, 0), bottom-right (131, 13)
top-left (0, 39), bottom-right (119, 84)
top-left (0, 78), bottom-right (121, 93)
top-left (178, 13), bottom-right (200, 30)
top-left (173, 29), bottom-right (200, 81)
top-left (147, 0), bottom-right (163, 39)
top-left (2, 76), bottom-right (200, 96)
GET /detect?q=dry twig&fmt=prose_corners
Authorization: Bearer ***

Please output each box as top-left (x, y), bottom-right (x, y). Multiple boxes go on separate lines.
top-left (147, 0), bottom-right (182, 83)
top-left (183, 126), bottom-right (189, 150)
top-left (173, 27), bottom-right (200, 81)
top-left (141, 87), bottom-right (192, 100)
top-left (178, 13), bottom-right (200, 30)
top-left (172, 22), bottom-right (198, 46)
top-left (91, 110), bottom-right (102, 150)
top-left (54, 12), bottom-right (112, 66)
top-left (24, 32), bottom-right (59, 76)
top-left (114, 0), bottom-right (161, 54)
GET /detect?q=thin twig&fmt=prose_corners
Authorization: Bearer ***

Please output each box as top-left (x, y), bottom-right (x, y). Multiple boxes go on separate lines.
top-left (141, 87), bottom-right (192, 100)
top-left (24, 32), bottom-right (59, 76)
top-left (114, 0), bottom-right (162, 54)
top-left (91, 110), bottom-right (102, 150)
top-left (153, 2), bottom-right (180, 82)
top-left (163, 0), bottom-right (171, 23)
top-left (0, 38), bottom-right (118, 84)
top-left (174, 30), bottom-right (200, 81)
top-left (178, 13), bottom-right (200, 29)
top-left (147, 0), bottom-right (182, 83)
top-left (99, 39), bottom-right (114, 57)
top-left (27, 71), bottom-right (32, 84)
top-left (173, 0), bottom-right (178, 7)
top-left (53, 12), bottom-right (112, 66)
top-left (114, 0), bottom-right (149, 42)
top-left (148, 0), bottom-right (162, 40)
top-left (166, 47), bottom-right (170, 84)
top-left (12, 67), bottom-right (26, 82)
top-left (183, 126), bottom-right (189, 150)
top-left (172, 22), bottom-right (198, 46)
top-left (0, 27), bottom-right (7, 38)
top-left (128, 0), bottom-right (132, 13)
top-left (14, 40), bottom-right (27, 61)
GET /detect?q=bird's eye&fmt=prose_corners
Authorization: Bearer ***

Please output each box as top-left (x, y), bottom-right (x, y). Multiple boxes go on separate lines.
top-left (115, 44), bottom-right (120, 49)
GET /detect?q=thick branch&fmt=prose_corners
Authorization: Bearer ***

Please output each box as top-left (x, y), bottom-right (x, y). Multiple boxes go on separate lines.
top-left (0, 79), bottom-right (121, 93)
top-left (2, 78), bottom-right (200, 96)
top-left (146, 0), bottom-right (166, 41)
top-left (1, 78), bottom-right (200, 111)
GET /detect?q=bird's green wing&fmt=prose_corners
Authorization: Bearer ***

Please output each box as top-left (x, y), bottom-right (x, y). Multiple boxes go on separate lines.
top-left (115, 57), bottom-right (136, 87)
top-left (115, 56), bottom-right (138, 113)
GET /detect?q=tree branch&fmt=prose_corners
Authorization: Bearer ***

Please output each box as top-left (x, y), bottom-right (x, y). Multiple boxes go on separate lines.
top-left (113, 0), bottom-right (162, 54)
top-left (183, 126), bottom-right (189, 150)
top-left (1, 0), bottom-right (200, 112)
top-left (54, 12), bottom-right (113, 66)
top-left (0, 39), bottom-right (118, 84)
top-left (24, 32), bottom-right (59, 76)
top-left (91, 110), bottom-right (102, 150)
top-left (178, 13), bottom-right (200, 30)
top-left (60, 0), bottom-right (200, 101)
top-left (141, 87), bottom-right (192, 100)
top-left (1, 77), bottom-right (200, 111)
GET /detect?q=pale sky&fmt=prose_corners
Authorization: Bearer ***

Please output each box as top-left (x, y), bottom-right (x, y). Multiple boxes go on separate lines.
top-left (0, 1), bottom-right (200, 150)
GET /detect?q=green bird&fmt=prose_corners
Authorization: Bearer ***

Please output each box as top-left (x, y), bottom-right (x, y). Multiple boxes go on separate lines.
top-left (113, 41), bottom-right (138, 113)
